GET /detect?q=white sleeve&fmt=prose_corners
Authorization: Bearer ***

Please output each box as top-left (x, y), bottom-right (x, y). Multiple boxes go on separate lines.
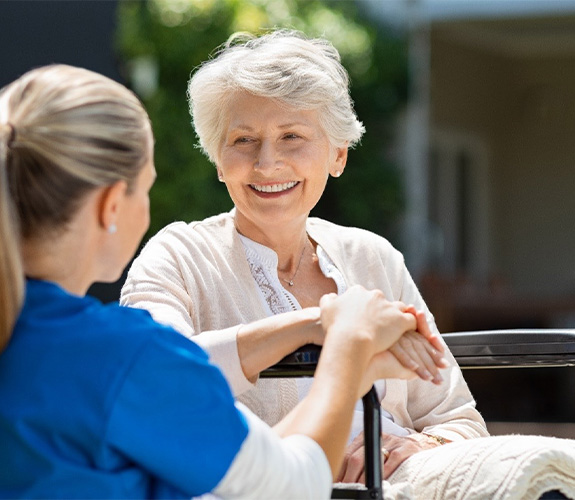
top-left (212, 403), bottom-right (332, 500)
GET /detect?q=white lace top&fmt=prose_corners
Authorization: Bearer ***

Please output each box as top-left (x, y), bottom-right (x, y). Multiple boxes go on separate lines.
top-left (238, 234), bottom-right (408, 439)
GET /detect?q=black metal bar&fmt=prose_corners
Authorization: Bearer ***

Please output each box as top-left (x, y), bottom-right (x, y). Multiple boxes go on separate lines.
top-left (363, 386), bottom-right (383, 499)
top-left (261, 347), bottom-right (385, 499)
top-left (443, 329), bottom-right (575, 368)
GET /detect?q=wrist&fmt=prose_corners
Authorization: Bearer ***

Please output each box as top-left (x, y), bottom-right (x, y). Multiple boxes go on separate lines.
top-left (320, 327), bottom-right (373, 375)
top-left (299, 307), bottom-right (322, 344)
top-left (421, 432), bottom-right (449, 446)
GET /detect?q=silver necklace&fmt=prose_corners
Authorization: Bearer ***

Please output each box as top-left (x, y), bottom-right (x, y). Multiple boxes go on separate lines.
top-left (280, 243), bottom-right (307, 287)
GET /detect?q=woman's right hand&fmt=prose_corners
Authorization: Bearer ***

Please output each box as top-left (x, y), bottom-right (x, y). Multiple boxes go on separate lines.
top-left (319, 286), bottom-right (417, 360)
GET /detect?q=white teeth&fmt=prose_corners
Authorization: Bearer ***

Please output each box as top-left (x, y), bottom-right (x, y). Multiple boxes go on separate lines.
top-left (251, 181), bottom-right (298, 193)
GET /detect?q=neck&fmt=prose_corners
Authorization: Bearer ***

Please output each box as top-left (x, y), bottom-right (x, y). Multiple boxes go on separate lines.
top-left (21, 194), bottom-right (104, 296)
top-left (22, 231), bottom-right (97, 296)
top-left (233, 212), bottom-right (310, 274)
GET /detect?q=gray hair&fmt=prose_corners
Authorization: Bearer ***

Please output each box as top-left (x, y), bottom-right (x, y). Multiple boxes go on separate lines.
top-left (0, 64), bottom-right (152, 351)
top-left (188, 30), bottom-right (365, 164)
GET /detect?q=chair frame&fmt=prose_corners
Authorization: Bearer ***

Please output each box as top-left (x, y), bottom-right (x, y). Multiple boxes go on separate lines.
top-left (261, 329), bottom-right (575, 500)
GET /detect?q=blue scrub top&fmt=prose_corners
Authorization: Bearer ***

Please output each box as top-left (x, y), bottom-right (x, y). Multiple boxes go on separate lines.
top-left (0, 279), bottom-right (248, 499)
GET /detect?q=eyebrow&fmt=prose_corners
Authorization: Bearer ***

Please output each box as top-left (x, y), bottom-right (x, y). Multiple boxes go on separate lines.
top-left (228, 121), bottom-right (314, 132)
top-left (279, 122), bottom-right (313, 129)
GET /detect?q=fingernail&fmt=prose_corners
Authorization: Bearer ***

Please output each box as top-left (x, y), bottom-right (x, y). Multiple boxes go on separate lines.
top-left (433, 373), bottom-right (444, 383)
top-left (439, 357), bottom-right (449, 367)
top-left (422, 370), bottom-right (432, 380)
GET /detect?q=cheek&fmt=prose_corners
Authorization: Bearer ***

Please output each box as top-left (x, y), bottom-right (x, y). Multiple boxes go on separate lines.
top-left (139, 198), bottom-right (151, 233)
top-left (219, 149), bottom-right (238, 168)
top-left (127, 197), bottom-right (150, 239)
top-left (220, 147), bottom-right (256, 170)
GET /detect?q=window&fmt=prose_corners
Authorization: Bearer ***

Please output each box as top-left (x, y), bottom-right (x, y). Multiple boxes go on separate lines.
top-left (428, 130), bottom-right (489, 280)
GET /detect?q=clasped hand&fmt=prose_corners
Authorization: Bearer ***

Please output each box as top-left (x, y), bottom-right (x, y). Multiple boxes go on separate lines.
top-left (319, 285), bottom-right (448, 389)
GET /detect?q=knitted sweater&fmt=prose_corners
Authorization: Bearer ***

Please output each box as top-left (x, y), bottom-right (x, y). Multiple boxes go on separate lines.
top-left (121, 211), bottom-right (488, 442)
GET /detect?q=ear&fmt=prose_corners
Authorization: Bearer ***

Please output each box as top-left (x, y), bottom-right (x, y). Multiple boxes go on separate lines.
top-left (216, 167), bottom-right (225, 183)
top-left (98, 180), bottom-right (128, 232)
top-left (330, 143), bottom-right (349, 177)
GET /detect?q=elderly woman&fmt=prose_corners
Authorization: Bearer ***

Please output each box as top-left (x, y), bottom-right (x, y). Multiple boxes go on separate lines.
top-left (121, 30), bottom-right (488, 481)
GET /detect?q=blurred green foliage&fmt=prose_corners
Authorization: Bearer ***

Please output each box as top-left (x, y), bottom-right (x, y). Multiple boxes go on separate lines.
top-left (115, 0), bottom-right (408, 243)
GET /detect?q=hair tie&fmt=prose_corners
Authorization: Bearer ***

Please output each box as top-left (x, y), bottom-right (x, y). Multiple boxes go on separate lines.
top-left (1, 122), bottom-right (16, 148)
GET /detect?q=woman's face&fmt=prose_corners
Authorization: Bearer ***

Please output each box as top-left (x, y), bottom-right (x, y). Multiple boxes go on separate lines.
top-left (217, 92), bottom-right (347, 237)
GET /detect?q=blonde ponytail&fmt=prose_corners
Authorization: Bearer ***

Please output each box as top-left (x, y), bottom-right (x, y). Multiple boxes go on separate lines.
top-left (0, 123), bottom-right (24, 351)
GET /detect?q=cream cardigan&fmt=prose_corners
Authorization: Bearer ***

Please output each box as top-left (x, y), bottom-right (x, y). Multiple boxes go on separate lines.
top-left (121, 211), bottom-right (488, 442)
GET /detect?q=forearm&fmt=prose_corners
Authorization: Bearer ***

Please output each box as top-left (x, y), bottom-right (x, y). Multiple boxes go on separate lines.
top-left (214, 405), bottom-right (332, 500)
top-left (236, 307), bottom-right (322, 380)
top-left (420, 416), bottom-right (489, 441)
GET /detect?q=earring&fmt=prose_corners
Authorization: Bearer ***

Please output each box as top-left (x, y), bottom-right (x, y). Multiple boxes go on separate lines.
top-left (108, 224), bottom-right (117, 234)
top-left (333, 170), bottom-right (342, 178)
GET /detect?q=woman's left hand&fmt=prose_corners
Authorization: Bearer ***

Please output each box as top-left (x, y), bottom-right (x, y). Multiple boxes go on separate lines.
top-left (336, 431), bottom-right (447, 483)
top-left (380, 431), bottom-right (446, 479)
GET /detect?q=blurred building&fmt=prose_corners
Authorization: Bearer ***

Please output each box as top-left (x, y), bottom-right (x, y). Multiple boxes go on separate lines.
top-left (362, 0), bottom-right (575, 435)
top-left (366, 0), bottom-right (575, 333)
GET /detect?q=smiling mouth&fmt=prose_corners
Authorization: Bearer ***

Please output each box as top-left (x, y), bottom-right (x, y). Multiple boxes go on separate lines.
top-left (250, 181), bottom-right (299, 193)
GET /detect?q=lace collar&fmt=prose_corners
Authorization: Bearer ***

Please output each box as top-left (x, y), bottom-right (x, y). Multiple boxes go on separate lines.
top-left (238, 233), bottom-right (347, 315)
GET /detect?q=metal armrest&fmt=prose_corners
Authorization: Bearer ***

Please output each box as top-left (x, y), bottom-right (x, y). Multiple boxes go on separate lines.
top-left (443, 329), bottom-right (575, 369)
top-left (261, 344), bottom-right (321, 377)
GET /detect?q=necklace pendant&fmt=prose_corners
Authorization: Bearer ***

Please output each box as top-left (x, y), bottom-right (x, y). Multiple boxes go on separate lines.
top-left (288, 280), bottom-right (294, 286)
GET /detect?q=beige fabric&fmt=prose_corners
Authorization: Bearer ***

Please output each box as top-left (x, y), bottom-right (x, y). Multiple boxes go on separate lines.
top-left (121, 210), bottom-right (488, 439)
top-left (381, 434), bottom-right (575, 499)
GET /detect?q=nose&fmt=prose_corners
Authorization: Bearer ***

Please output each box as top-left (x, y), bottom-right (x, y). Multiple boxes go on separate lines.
top-left (254, 140), bottom-right (282, 172)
